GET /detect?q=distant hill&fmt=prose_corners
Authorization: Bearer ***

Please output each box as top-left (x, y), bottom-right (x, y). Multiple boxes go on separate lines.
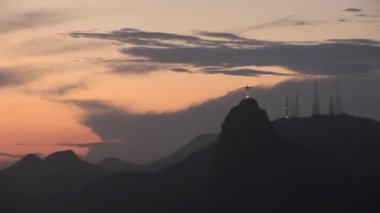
top-left (97, 157), bottom-right (143, 172)
top-left (274, 114), bottom-right (380, 174)
top-left (97, 133), bottom-right (218, 172)
top-left (0, 150), bottom-right (104, 198)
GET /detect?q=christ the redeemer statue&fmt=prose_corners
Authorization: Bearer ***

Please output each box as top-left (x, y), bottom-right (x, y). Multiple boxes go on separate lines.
top-left (243, 85), bottom-right (253, 99)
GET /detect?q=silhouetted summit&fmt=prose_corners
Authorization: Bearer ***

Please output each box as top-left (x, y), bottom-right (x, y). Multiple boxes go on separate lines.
top-left (45, 150), bottom-right (79, 162)
top-left (1, 154), bottom-right (43, 176)
top-left (0, 150), bottom-right (104, 199)
top-left (218, 98), bottom-right (275, 146)
top-left (44, 150), bottom-right (100, 173)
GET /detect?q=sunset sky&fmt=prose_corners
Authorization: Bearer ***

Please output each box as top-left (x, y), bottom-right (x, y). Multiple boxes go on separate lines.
top-left (0, 0), bottom-right (379, 165)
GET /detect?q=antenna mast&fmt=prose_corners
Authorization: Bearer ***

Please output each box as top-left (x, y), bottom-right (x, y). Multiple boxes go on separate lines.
top-left (312, 79), bottom-right (320, 116)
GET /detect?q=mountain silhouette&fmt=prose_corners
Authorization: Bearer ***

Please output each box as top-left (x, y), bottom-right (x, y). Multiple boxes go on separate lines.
top-left (0, 150), bottom-right (104, 200)
top-left (2, 98), bottom-right (380, 213)
top-left (274, 114), bottom-right (380, 174)
top-left (76, 98), bottom-right (352, 213)
top-left (97, 133), bottom-right (218, 172)
top-left (97, 157), bottom-right (143, 172)
top-left (1, 154), bottom-right (43, 177)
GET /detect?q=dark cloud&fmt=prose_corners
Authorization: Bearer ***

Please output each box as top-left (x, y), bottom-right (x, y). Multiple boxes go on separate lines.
top-left (74, 77), bottom-right (380, 163)
top-left (63, 100), bottom-right (111, 112)
top-left (0, 11), bottom-right (64, 34)
top-left (57, 142), bottom-right (122, 148)
top-left (123, 43), bottom-right (380, 77)
top-left (71, 28), bottom-right (380, 77)
top-left (70, 28), bottom-right (279, 48)
top-left (70, 28), bottom-right (202, 48)
top-left (111, 63), bottom-right (164, 74)
top-left (0, 68), bottom-right (39, 88)
top-left (170, 68), bottom-right (192, 73)
top-left (42, 82), bottom-right (87, 96)
top-left (201, 68), bottom-right (290, 77)
top-left (327, 39), bottom-right (380, 46)
top-left (77, 93), bottom-right (240, 163)
top-left (234, 16), bottom-right (319, 34)
top-left (197, 31), bottom-right (244, 40)
top-left (343, 8), bottom-right (362, 13)
top-left (169, 67), bottom-right (287, 77)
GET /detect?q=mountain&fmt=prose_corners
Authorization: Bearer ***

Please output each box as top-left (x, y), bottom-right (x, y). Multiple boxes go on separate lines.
top-left (274, 114), bottom-right (380, 174)
top-left (97, 133), bottom-right (218, 172)
top-left (145, 133), bottom-right (218, 171)
top-left (0, 150), bottom-right (104, 199)
top-left (43, 150), bottom-right (101, 174)
top-left (2, 99), bottom-right (380, 213)
top-left (76, 98), bottom-right (354, 213)
top-left (97, 157), bottom-right (143, 172)
top-left (1, 154), bottom-right (43, 177)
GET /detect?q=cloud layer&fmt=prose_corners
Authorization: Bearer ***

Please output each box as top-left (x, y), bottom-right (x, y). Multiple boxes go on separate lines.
top-left (0, 11), bottom-right (64, 34)
top-left (71, 28), bottom-right (380, 77)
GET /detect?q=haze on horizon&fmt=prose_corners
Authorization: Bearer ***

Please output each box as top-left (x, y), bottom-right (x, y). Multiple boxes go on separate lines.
top-left (0, 0), bottom-right (379, 165)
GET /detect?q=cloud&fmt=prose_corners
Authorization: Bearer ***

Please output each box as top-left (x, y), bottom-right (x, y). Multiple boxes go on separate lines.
top-left (0, 68), bottom-right (40, 88)
top-left (69, 28), bottom-right (279, 48)
top-left (38, 82), bottom-right (87, 96)
top-left (123, 43), bottom-right (380, 77)
top-left (70, 28), bottom-right (202, 48)
top-left (0, 11), bottom-right (65, 34)
top-left (57, 141), bottom-right (122, 148)
top-left (111, 63), bottom-right (165, 74)
top-left (169, 67), bottom-right (288, 77)
top-left (170, 68), bottom-right (192, 73)
top-left (234, 16), bottom-right (320, 34)
top-left (69, 77), bottom-right (380, 163)
top-left (197, 31), bottom-right (244, 40)
top-left (71, 28), bottom-right (380, 77)
top-left (355, 13), bottom-right (380, 18)
top-left (200, 68), bottom-right (290, 77)
top-left (343, 8), bottom-right (362, 13)
top-left (62, 100), bottom-right (111, 113)
top-left (327, 39), bottom-right (380, 46)
top-left (69, 93), bottom-right (241, 163)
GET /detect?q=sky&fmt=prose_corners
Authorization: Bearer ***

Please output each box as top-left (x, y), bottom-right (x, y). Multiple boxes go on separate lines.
top-left (0, 0), bottom-right (379, 166)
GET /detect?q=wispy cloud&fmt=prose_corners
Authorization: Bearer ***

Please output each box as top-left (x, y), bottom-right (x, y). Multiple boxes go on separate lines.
top-left (38, 82), bottom-right (87, 96)
top-left (234, 16), bottom-right (321, 34)
top-left (0, 11), bottom-right (65, 34)
top-left (0, 68), bottom-right (40, 88)
top-left (343, 8), bottom-right (362, 13)
top-left (57, 141), bottom-right (122, 148)
top-left (355, 13), bottom-right (380, 18)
